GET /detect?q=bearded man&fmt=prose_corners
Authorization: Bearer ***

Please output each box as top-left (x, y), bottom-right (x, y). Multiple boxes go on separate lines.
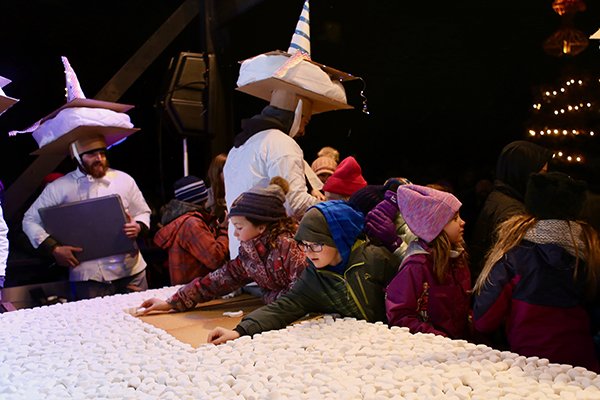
top-left (23, 133), bottom-right (151, 299)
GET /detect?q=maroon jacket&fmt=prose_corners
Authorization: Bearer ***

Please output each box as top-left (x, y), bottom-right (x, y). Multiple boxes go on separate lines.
top-left (167, 231), bottom-right (308, 310)
top-left (386, 241), bottom-right (472, 339)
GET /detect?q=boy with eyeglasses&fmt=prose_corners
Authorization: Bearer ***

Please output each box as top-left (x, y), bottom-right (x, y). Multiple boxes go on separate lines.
top-left (208, 201), bottom-right (400, 344)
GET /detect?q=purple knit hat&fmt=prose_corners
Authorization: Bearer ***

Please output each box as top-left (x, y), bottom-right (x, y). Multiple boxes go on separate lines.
top-left (229, 177), bottom-right (288, 222)
top-left (396, 184), bottom-right (462, 243)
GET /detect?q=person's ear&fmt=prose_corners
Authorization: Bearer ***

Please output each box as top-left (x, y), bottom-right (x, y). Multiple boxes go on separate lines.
top-left (259, 225), bottom-right (266, 233)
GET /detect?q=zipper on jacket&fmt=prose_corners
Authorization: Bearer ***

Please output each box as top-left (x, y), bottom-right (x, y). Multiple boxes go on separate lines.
top-left (317, 267), bottom-right (368, 321)
top-left (355, 271), bottom-right (369, 305)
top-left (344, 262), bottom-right (368, 320)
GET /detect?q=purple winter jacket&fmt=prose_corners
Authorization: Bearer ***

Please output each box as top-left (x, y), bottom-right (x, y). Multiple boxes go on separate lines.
top-left (386, 240), bottom-right (472, 339)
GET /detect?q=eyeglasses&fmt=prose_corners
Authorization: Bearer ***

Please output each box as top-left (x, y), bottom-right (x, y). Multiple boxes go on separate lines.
top-left (296, 242), bottom-right (323, 253)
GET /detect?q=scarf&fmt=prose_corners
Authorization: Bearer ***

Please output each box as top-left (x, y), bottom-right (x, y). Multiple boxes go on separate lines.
top-left (523, 219), bottom-right (586, 261)
top-left (233, 106), bottom-right (295, 148)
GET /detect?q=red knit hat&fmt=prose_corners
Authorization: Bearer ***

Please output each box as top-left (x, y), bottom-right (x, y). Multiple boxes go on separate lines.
top-left (322, 156), bottom-right (367, 196)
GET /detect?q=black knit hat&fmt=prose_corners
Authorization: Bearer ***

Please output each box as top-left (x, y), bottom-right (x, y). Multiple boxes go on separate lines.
top-left (348, 185), bottom-right (385, 216)
top-left (525, 172), bottom-right (587, 220)
top-left (229, 177), bottom-right (289, 222)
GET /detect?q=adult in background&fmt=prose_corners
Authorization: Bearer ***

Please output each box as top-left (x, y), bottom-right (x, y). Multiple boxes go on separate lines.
top-left (23, 135), bottom-right (151, 299)
top-left (469, 141), bottom-right (553, 283)
top-left (223, 1), bottom-right (361, 258)
top-left (153, 175), bottom-right (229, 285)
top-left (19, 57), bottom-right (151, 300)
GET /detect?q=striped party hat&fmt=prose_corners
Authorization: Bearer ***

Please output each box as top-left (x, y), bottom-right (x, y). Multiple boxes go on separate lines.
top-left (62, 56), bottom-right (86, 101)
top-left (287, 0), bottom-right (311, 57)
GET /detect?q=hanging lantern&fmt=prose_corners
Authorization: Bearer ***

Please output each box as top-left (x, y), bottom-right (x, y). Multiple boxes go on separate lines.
top-left (543, 0), bottom-right (588, 57)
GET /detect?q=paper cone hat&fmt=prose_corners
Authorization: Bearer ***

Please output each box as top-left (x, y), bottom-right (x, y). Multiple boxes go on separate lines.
top-left (236, 0), bottom-right (359, 115)
top-left (0, 76), bottom-right (19, 116)
top-left (8, 57), bottom-right (139, 156)
top-left (288, 0), bottom-right (311, 56)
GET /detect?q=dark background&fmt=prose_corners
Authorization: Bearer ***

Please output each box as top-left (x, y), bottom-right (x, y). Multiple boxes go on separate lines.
top-left (0, 1), bottom-right (599, 279)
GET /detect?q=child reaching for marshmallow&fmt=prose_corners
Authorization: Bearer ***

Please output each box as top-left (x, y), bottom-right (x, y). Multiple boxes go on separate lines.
top-left (139, 177), bottom-right (308, 312)
top-left (472, 172), bottom-right (600, 372)
top-left (207, 201), bottom-right (400, 344)
top-left (385, 185), bottom-right (472, 339)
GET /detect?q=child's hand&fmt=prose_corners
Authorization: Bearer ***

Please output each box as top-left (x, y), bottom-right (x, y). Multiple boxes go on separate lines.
top-left (207, 327), bottom-right (240, 344)
top-left (365, 208), bottom-right (402, 253)
top-left (138, 298), bottom-right (172, 314)
top-left (376, 190), bottom-right (399, 219)
top-left (218, 210), bottom-right (229, 228)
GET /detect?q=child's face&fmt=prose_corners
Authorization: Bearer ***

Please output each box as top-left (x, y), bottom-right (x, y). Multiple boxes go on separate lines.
top-left (297, 241), bottom-right (342, 269)
top-left (442, 212), bottom-right (465, 244)
top-left (230, 216), bottom-right (265, 242)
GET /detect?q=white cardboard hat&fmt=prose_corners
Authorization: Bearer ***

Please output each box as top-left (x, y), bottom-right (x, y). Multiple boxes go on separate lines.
top-left (0, 76), bottom-right (19, 116)
top-left (236, 0), bottom-right (359, 115)
top-left (9, 57), bottom-right (138, 156)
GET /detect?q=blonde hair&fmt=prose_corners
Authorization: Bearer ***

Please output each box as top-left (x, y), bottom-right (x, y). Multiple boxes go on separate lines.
top-left (473, 214), bottom-right (600, 298)
top-left (427, 231), bottom-right (468, 284)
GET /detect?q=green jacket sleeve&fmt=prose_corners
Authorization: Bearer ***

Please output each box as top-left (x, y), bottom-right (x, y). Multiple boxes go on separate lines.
top-left (235, 267), bottom-right (322, 336)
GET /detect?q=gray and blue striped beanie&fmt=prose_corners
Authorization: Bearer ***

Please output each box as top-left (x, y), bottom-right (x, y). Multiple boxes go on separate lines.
top-left (174, 175), bottom-right (208, 204)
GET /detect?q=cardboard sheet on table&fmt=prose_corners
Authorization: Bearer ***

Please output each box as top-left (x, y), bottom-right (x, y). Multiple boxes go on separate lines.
top-left (137, 294), bottom-right (265, 348)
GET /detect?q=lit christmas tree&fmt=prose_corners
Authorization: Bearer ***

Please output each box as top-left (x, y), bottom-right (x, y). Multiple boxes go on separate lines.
top-left (525, 71), bottom-right (599, 172)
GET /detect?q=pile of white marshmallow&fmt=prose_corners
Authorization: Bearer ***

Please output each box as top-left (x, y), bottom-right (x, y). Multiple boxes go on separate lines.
top-left (0, 286), bottom-right (599, 400)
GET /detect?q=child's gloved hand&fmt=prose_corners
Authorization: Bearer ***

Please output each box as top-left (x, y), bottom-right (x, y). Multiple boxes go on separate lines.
top-left (375, 190), bottom-right (399, 220)
top-left (364, 208), bottom-right (402, 253)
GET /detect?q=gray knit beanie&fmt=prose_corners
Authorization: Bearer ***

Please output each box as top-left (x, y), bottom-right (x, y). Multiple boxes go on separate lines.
top-left (294, 207), bottom-right (336, 248)
top-left (229, 177), bottom-right (289, 221)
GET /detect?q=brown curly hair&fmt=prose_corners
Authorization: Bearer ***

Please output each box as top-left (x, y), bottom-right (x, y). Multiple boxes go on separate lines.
top-left (245, 216), bottom-right (299, 247)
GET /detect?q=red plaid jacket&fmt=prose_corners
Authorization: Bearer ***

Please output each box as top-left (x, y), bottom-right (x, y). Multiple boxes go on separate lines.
top-left (167, 231), bottom-right (308, 310)
top-left (154, 211), bottom-right (229, 285)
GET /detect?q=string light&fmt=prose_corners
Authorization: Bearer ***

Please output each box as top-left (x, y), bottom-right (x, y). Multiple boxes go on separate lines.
top-left (527, 128), bottom-right (596, 138)
top-left (527, 75), bottom-right (598, 164)
top-left (553, 151), bottom-right (584, 163)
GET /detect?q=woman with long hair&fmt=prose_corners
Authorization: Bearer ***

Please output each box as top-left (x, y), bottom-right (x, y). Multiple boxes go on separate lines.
top-left (473, 172), bottom-right (600, 372)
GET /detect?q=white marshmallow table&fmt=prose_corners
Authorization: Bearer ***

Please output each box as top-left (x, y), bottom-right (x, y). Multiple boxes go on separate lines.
top-left (1, 287), bottom-right (599, 400)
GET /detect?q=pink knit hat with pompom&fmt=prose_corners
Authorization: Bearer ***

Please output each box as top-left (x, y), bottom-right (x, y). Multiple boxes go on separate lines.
top-left (396, 184), bottom-right (462, 243)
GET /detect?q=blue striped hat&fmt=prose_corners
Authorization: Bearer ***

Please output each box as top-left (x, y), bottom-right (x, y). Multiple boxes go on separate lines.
top-left (287, 0), bottom-right (311, 56)
top-left (174, 175), bottom-right (208, 204)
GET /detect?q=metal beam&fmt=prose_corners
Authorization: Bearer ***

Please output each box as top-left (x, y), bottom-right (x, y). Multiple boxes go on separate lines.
top-left (95, 0), bottom-right (201, 102)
